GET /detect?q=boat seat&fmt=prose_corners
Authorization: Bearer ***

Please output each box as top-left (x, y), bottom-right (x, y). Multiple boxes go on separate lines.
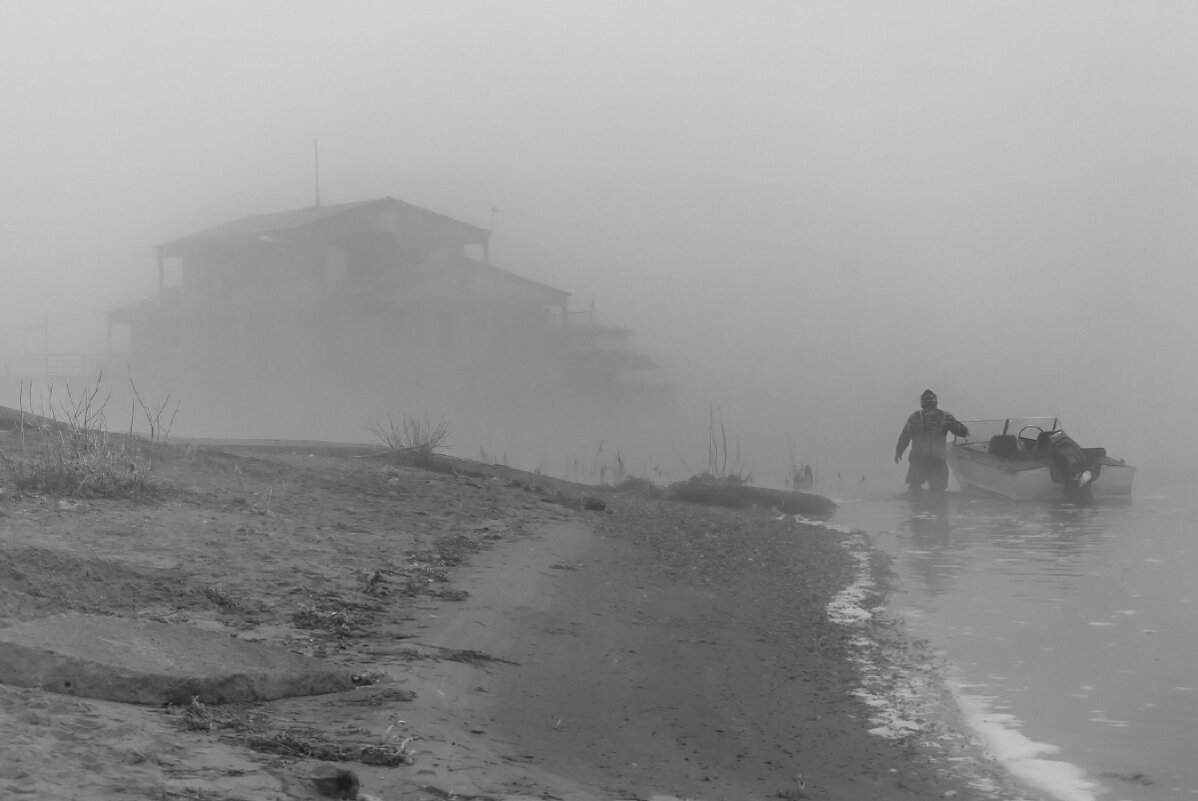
top-left (988, 435), bottom-right (1019, 460)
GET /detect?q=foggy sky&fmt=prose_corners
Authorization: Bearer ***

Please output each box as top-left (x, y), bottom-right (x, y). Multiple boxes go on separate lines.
top-left (3, 2), bottom-right (1196, 483)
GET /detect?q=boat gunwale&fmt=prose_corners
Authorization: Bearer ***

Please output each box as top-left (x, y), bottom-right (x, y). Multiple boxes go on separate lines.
top-left (949, 442), bottom-right (1051, 474)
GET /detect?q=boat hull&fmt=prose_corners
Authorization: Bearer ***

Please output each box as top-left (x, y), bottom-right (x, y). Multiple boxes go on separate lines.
top-left (948, 445), bottom-right (1136, 500)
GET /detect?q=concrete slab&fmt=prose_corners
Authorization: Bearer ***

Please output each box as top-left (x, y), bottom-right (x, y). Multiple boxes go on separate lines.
top-left (0, 613), bottom-right (354, 705)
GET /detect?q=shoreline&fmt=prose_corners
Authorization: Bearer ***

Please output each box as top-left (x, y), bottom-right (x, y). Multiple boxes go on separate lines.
top-left (846, 491), bottom-right (1144, 801)
top-left (464, 493), bottom-right (1038, 801)
top-left (0, 439), bottom-right (1039, 800)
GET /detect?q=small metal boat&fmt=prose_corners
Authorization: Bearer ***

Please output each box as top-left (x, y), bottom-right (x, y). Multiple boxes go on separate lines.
top-left (947, 417), bottom-right (1135, 503)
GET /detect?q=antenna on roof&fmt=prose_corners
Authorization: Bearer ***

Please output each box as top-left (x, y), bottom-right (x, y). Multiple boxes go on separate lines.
top-left (313, 139), bottom-right (321, 208)
top-left (485, 207), bottom-right (499, 264)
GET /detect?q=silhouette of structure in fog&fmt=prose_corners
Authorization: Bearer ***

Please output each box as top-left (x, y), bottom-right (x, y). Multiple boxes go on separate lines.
top-left (105, 197), bottom-right (672, 451)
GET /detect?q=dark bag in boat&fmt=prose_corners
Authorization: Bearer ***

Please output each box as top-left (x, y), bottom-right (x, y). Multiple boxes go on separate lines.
top-left (988, 435), bottom-right (1018, 460)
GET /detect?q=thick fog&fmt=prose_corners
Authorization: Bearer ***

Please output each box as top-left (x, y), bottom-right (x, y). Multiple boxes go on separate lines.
top-left (3, 3), bottom-right (1195, 488)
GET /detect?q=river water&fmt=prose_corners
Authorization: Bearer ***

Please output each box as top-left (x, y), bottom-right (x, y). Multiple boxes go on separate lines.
top-left (831, 470), bottom-right (1198, 801)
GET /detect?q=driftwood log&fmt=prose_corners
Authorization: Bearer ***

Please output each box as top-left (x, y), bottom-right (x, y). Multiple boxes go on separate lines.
top-left (667, 483), bottom-right (836, 518)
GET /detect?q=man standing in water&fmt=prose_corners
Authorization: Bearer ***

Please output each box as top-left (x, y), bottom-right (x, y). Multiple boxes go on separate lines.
top-left (895, 389), bottom-right (970, 493)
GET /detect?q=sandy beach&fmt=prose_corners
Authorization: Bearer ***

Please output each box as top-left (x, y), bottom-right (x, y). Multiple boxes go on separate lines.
top-left (0, 436), bottom-right (1034, 801)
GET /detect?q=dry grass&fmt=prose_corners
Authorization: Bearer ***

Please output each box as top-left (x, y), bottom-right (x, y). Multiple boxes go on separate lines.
top-left (0, 377), bottom-right (164, 499)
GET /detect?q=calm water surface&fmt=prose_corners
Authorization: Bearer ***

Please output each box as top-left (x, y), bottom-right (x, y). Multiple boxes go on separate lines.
top-left (832, 472), bottom-right (1198, 801)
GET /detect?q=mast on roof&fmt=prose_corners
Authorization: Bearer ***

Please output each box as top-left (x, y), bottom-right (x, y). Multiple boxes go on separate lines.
top-left (313, 139), bottom-right (321, 208)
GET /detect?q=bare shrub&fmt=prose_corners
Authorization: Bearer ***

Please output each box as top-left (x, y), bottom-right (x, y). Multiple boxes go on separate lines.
top-left (128, 373), bottom-right (181, 445)
top-left (702, 404), bottom-right (748, 484)
top-left (364, 413), bottom-right (450, 466)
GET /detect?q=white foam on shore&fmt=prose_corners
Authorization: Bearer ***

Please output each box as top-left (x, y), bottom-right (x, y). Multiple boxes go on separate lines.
top-left (953, 687), bottom-right (1103, 801)
top-left (825, 534), bottom-right (931, 738)
top-left (825, 543), bottom-right (874, 624)
top-left (822, 527), bottom-right (1098, 800)
top-left (786, 514), bottom-right (855, 534)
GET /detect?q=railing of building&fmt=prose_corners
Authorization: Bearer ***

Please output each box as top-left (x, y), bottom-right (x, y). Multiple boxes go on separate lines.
top-left (1, 353), bottom-right (127, 382)
top-left (546, 309), bottom-right (597, 327)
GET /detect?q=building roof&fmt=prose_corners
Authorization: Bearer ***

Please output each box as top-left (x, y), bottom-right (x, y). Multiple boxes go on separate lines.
top-left (352, 255), bottom-right (570, 306)
top-left (157, 197), bottom-right (490, 256)
top-left (458, 258), bottom-right (570, 303)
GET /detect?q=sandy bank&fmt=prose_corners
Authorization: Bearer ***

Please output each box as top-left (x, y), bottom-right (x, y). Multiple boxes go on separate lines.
top-left (0, 439), bottom-right (1033, 800)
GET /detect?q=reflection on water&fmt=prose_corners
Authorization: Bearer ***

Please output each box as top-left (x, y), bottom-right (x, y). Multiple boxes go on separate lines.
top-left (901, 494), bottom-right (956, 595)
top-left (891, 494), bottom-right (1126, 597)
top-left (834, 489), bottom-right (1197, 801)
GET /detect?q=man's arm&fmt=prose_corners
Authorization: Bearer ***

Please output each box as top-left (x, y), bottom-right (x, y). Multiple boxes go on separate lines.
top-left (945, 413), bottom-right (970, 438)
top-left (895, 414), bottom-right (915, 461)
